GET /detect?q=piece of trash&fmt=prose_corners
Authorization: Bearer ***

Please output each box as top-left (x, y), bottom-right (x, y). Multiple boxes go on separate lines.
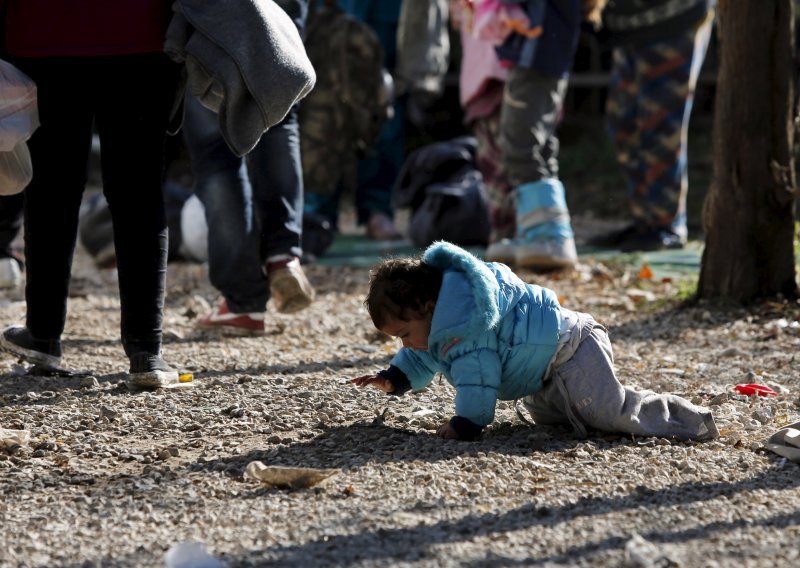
top-left (243, 461), bottom-right (338, 489)
top-left (625, 533), bottom-right (671, 567)
top-left (734, 383), bottom-right (778, 397)
top-left (0, 428), bottom-right (29, 449)
top-left (764, 421), bottom-right (800, 463)
top-left (412, 408), bottom-right (435, 417)
top-left (164, 542), bottom-right (225, 568)
top-left (178, 373), bottom-right (193, 383)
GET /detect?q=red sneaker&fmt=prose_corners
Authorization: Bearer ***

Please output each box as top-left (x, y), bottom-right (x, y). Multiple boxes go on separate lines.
top-left (197, 300), bottom-right (265, 335)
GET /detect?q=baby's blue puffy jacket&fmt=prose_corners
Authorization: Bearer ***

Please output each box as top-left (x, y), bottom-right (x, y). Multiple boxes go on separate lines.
top-left (390, 241), bottom-right (561, 428)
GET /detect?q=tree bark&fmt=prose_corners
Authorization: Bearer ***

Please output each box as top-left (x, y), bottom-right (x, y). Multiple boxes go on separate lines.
top-left (698, 0), bottom-right (797, 302)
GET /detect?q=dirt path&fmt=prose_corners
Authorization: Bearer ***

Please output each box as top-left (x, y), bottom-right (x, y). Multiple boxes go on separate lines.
top-left (0, 231), bottom-right (798, 567)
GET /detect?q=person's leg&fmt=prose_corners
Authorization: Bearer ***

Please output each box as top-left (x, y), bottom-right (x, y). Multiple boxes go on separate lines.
top-left (499, 67), bottom-right (576, 269)
top-left (95, 53), bottom-right (179, 368)
top-left (0, 58), bottom-right (93, 365)
top-left (598, 18), bottom-right (714, 252)
top-left (352, 0), bottom-right (405, 239)
top-left (355, 102), bottom-right (405, 239)
top-left (0, 193), bottom-right (24, 260)
top-left (3, 58), bottom-right (95, 366)
top-left (249, 108), bottom-right (304, 261)
top-left (182, 94), bottom-right (269, 317)
top-left (587, 45), bottom-right (652, 250)
top-left (634, 19), bottom-right (713, 238)
top-left (247, 107), bottom-right (315, 313)
top-left (553, 327), bottom-right (718, 440)
top-left (605, 46), bottom-right (641, 210)
top-left (0, 194), bottom-right (25, 289)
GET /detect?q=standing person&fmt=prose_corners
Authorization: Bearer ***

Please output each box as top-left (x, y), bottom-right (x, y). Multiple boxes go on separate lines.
top-left (184, 93), bottom-right (315, 335)
top-left (185, 0), bottom-right (315, 336)
top-left (303, 0), bottom-right (406, 242)
top-left (589, 0), bottom-right (716, 251)
top-left (484, 0), bottom-right (604, 269)
top-left (0, 0), bottom-right (182, 387)
top-left (351, 241), bottom-right (719, 442)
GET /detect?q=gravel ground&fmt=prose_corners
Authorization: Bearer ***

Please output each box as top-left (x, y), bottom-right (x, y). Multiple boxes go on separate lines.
top-left (0, 235), bottom-right (799, 568)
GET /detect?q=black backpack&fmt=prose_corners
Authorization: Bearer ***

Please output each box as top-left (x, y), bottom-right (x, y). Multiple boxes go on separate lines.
top-left (393, 137), bottom-right (491, 248)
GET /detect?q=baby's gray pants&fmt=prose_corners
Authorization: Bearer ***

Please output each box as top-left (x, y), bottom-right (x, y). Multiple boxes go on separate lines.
top-left (523, 325), bottom-right (718, 440)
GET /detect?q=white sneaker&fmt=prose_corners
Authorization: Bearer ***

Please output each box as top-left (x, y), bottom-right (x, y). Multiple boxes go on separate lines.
top-left (485, 239), bottom-right (517, 265)
top-left (0, 258), bottom-right (22, 290)
top-left (515, 237), bottom-right (577, 270)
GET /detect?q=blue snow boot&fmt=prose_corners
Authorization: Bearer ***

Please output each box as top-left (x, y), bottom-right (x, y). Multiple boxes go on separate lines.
top-left (514, 179), bottom-right (577, 270)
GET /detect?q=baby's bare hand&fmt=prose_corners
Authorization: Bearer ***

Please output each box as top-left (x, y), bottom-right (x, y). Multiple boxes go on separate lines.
top-left (349, 374), bottom-right (395, 393)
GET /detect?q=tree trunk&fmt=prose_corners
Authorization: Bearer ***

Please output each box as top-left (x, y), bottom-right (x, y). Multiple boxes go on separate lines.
top-left (698, 0), bottom-right (797, 302)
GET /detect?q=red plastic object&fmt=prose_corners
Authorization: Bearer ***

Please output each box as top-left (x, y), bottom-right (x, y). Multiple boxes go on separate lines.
top-left (734, 383), bottom-right (778, 397)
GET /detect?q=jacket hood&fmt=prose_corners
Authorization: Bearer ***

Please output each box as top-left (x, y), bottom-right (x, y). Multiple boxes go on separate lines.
top-left (422, 241), bottom-right (500, 333)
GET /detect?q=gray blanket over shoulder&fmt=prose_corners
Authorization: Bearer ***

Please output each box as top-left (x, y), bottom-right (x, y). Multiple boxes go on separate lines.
top-left (165, 0), bottom-right (316, 156)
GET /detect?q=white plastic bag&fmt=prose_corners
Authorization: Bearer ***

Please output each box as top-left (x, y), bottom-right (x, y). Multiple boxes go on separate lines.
top-left (0, 58), bottom-right (38, 151)
top-left (0, 141), bottom-right (33, 195)
top-left (0, 59), bottom-right (38, 195)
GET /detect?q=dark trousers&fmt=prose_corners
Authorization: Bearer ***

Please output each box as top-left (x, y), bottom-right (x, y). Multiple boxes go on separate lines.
top-left (499, 67), bottom-right (567, 186)
top-left (182, 95), bottom-right (304, 313)
top-left (0, 193), bottom-right (23, 259)
top-left (15, 54), bottom-right (180, 356)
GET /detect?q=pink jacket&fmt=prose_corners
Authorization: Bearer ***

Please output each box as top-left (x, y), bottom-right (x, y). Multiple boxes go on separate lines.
top-left (453, 2), bottom-right (508, 122)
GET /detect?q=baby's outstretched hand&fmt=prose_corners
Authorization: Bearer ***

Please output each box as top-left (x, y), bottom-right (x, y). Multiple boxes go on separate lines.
top-left (350, 374), bottom-right (395, 393)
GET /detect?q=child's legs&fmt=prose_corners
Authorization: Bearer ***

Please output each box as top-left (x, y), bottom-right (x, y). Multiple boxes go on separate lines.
top-left (499, 67), bottom-right (567, 185)
top-left (522, 380), bottom-right (572, 428)
top-left (556, 327), bottom-right (717, 440)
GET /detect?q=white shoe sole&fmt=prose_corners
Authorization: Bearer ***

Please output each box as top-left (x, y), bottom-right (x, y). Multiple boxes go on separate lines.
top-left (126, 369), bottom-right (180, 389)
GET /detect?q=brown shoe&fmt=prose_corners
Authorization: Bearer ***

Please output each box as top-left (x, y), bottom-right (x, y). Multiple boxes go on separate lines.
top-left (268, 258), bottom-right (315, 314)
top-left (366, 212), bottom-right (403, 241)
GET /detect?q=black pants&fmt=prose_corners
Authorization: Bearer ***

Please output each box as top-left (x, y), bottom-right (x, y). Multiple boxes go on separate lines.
top-left (0, 193), bottom-right (23, 259)
top-left (15, 54), bottom-right (180, 357)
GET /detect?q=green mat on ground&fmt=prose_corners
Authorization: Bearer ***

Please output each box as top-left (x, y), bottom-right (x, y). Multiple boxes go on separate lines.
top-left (314, 235), bottom-right (704, 279)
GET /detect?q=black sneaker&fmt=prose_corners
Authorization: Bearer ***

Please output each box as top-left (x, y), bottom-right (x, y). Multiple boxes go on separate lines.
top-left (619, 227), bottom-right (685, 252)
top-left (127, 352), bottom-right (179, 389)
top-left (0, 325), bottom-right (62, 368)
top-left (585, 224), bottom-right (639, 248)
top-left (587, 224), bottom-right (686, 252)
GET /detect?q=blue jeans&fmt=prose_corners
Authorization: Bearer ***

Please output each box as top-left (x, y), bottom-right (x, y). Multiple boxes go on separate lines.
top-left (182, 95), bottom-right (304, 313)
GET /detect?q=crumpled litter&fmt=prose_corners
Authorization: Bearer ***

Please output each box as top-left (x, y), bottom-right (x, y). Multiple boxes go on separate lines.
top-left (624, 533), bottom-right (674, 567)
top-left (764, 421), bottom-right (800, 463)
top-left (243, 460), bottom-right (338, 489)
top-left (0, 428), bottom-right (29, 448)
top-left (164, 541), bottom-right (224, 568)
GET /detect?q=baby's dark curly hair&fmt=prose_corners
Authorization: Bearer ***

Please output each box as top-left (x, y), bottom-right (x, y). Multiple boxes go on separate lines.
top-left (365, 256), bottom-right (443, 329)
